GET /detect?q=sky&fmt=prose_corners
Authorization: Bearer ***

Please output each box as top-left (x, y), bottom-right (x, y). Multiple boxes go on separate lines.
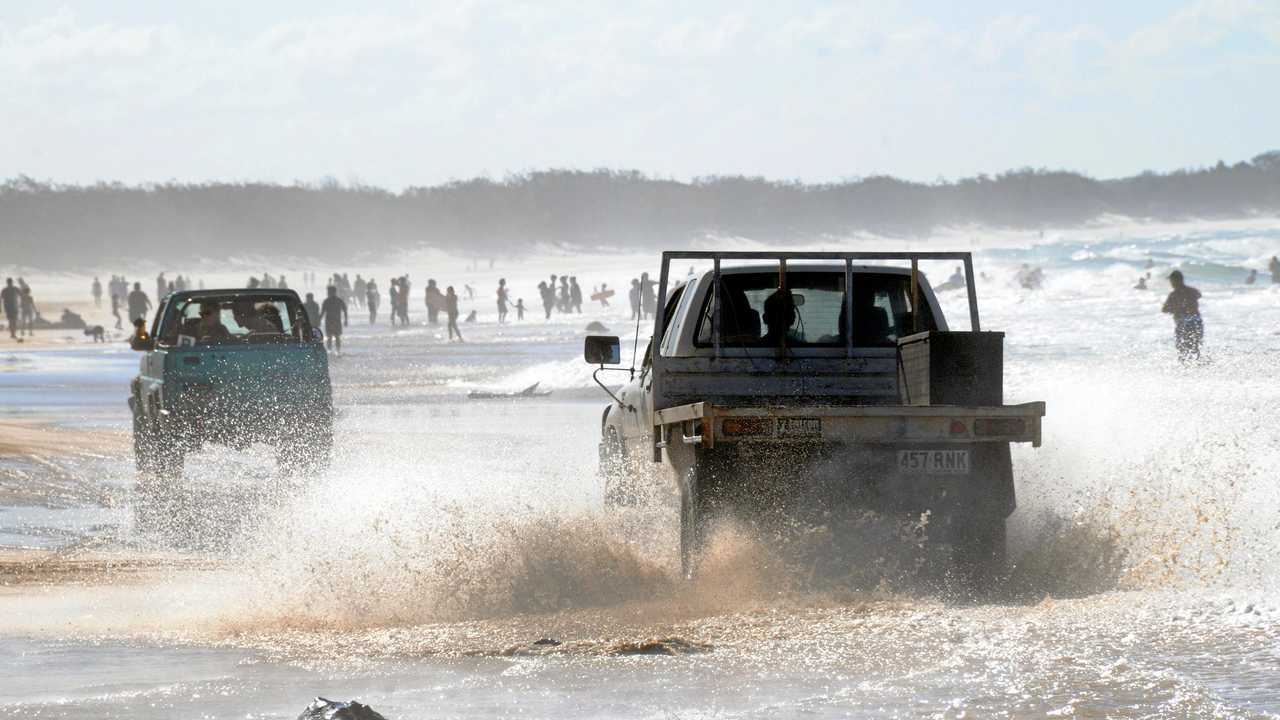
top-left (0, 0), bottom-right (1277, 189)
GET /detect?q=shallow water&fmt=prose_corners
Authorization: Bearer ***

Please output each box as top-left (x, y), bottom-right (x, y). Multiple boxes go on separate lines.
top-left (3, 224), bottom-right (1280, 718)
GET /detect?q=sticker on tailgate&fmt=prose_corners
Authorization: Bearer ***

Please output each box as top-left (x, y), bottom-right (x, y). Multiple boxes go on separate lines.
top-left (777, 417), bottom-right (822, 438)
top-left (897, 450), bottom-right (970, 475)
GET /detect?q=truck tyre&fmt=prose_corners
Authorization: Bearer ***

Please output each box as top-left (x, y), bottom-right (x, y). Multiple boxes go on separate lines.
top-left (150, 418), bottom-right (185, 481)
top-left (600, 428), bottom-right (633, 507)
top-left (952, 517), bottom-right (1007, 594)
top-left (679, 468), bottom-right (704, 580)
top-left (134, 414), bottom-right (183, 534)
top-left (277, 421), bottom-right (331, 478)
top-left (677, 448), bottom-right (730, 580)
top-left (131, 401), bottom-right (153, 474)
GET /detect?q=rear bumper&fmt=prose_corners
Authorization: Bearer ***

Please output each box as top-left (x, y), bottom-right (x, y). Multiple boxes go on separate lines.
top-left (653, 401), bottom-right (1045, 454)
top-left (162, 390), bottom-right (331, 446)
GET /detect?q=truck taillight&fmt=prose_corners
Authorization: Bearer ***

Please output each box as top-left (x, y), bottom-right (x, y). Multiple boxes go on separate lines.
top-left (949, 420), bottom-right (967, 435)
top-left (974, 418), bottom-right (1024, 436)
top-left (722, 417), bottom-right (770, 437)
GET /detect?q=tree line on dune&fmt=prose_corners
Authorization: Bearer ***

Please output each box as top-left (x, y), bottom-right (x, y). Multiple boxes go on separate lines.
top-left (2, 151), bottom-right (1279, 269)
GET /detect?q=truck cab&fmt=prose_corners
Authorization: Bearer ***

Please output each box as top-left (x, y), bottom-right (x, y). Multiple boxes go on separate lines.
top-left (586, 251), bottom-right (1046, 586)
top-left (128, 289), bottom-right (333, 506)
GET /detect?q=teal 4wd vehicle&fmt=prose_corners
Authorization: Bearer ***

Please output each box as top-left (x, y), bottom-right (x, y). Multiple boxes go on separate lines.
top-left (128, 289), bottom-right (333, 500)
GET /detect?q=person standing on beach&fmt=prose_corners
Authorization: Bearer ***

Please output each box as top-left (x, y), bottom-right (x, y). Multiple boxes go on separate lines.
top-left (303, 292), bottom-right (321, 328)
top-left (424, 280), bottom-right (443, 326)
top-left (92, 277), bottom-right (102, 307)
top-left (353, 275), bottom-right (366, 310)
top-left (388, 278), bottom-right (400, 327)
top-left (127, 282), bottom-right (151, 325)
top-left (445, 286), bottom-right (463, 342)
top-left (1270, 256), bottom-right (1280, 284)
top-left (1162, 270), bottom-right (1203, 364)
top-left (19, 286), bottom-right (37, 337)
top-left (640, 273), bottom-right (657, 320)
top-left (366, 279), bottom-right (379, 324)
top-left (111, 293), bottom-right (122, 330)
top-left (319, 285), bottom-right (348, 353)
top-left (1, 279), bottom-right (20, 339)
top-left (629, 279), bottom-right (641, 320)
top-left (496, 279), bottom-right (509, 324)
top-left (569, 277), bottom-right (583, 313)
top-left (398, 276), bottom-right (411, 325)
top-left (539, 281), bottom-right (554, 320)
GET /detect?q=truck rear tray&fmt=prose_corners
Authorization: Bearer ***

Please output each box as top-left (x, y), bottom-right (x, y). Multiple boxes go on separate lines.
top-left (652, 401), bottom-right (1045, 454)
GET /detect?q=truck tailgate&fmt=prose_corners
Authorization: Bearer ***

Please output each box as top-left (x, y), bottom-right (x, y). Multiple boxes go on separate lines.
top-left (652, 401), bottom-right (1046, 453)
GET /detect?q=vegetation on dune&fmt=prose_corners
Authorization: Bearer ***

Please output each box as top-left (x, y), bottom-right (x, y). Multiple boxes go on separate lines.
top-left (2, 151), bottom-right (1279, 269)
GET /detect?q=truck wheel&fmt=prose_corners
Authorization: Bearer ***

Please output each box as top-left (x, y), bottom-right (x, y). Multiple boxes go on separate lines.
top-left (679, 472), bottom-right (703, 580)
top-left (679, 463), bottom-right (725, 580)
top-left (132, 404), bottom-right (153, 474)
top-left (677, 448), bottom-right (735, 580)
top-left (134, 415), bottom-right (183, 534)
top-left (600, 429), bottom-right (633, 507)
top-left (277, 422), bottom-right (331, 478)
top-left (952, 517), bottom-right (1007, 595)
top-left (150, 419), bottom-right (185, 481)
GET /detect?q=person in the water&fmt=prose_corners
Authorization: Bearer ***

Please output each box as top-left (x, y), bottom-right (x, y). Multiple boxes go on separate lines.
top-left (1161, 270), bottom-right (1203, 363)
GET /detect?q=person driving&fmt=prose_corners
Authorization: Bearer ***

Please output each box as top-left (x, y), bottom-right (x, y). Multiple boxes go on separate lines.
top-left (182, 301), bottom-right (229, 342)
top-left (850, 292), bottom-right (892, 345)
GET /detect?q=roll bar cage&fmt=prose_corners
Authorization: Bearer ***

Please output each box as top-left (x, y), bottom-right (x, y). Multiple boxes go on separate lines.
top-left (651, 250), bottom-right (980, 364)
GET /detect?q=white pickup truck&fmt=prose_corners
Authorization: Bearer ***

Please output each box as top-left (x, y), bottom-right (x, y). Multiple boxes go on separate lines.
top-left (584, 251), bottom-right (1046, 584)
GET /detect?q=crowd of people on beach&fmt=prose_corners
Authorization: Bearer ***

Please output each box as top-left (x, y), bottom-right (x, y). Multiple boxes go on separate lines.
top-left (1, 277), bottom-right (39, 340)
top-left (7, 254), bottom-right (1280, 366)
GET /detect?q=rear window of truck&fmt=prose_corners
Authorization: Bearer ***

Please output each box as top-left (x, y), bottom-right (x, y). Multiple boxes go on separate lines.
top-left (157, 296), bottom-right (309, 346)
top-left (693, 271), bottom-right (935, 348)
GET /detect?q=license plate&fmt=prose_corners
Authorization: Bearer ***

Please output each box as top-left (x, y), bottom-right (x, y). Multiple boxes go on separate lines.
top-left (897, 450), bottom-right (970, 475)
top-left (777, 417), bottom-right (822, 438)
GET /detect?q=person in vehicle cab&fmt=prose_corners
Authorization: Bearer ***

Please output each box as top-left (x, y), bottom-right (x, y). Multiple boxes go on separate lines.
top-left (181, 301), bottom-right (230, 342)
top-left (761, 287), bottom-right (798, 346)
top-left (849, 291), bottom-right (892, 346)
top-left (232, 298), bottom-right (277, 334)
top-left (258, 303), bottom-right (285, 333)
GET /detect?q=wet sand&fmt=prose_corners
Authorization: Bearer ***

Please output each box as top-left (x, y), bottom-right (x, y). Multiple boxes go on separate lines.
top-left (2, 237), bottom-right (1280, 717)
top-left (0, 419), bottom-right (127, 460)
top-left (0, 548), bottom-right (215, 587)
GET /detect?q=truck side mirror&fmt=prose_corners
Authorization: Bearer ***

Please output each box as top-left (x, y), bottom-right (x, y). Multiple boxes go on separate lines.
top-left (129, 335), bottom-right (153, 352)
top-left (310, 327), bottom-right (324, 343)
top-left (584, 335), bottom-right (621, 365)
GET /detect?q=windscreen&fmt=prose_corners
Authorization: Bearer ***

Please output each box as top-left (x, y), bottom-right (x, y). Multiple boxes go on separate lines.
top-left (159, 296), bottom-right (308, 346)
top-left (694, 271), bottom-right (935, 348)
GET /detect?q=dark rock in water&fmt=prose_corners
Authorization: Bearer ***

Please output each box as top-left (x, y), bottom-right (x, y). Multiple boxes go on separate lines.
top-left (298, 697), bottom-right (388, 720)
top-left (532, 637), bottom-right (562, 646)
top-left (606, 637), bottom-right (712, 656)
top-left (585, 321), bottom-right (609, 332)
